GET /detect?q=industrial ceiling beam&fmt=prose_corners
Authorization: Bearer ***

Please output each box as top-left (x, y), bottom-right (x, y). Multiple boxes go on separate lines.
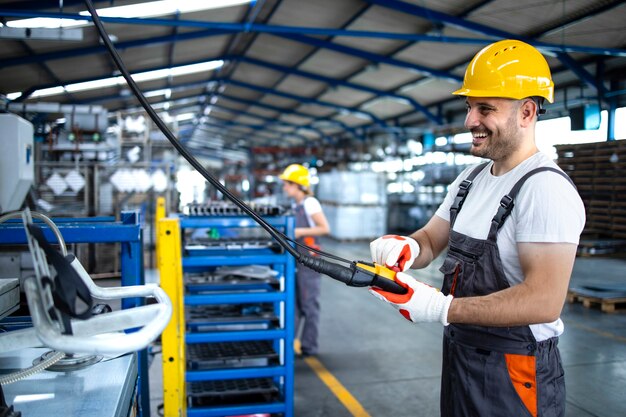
top-left (272, 32), bottom-right (462, 84)
top-left (9, 68), bottom-right (364, 141)
top-left (206, 102), bottom-right (328, 140)
top-left (199, 119), bottom-right (308, 145)
top-left (237, 56), bottom-right (442, 124)
top-left (222, 78), bottom-right (386, 126)
top-left (364, 0), bottom-right (608, 96)
top-left (72, 76), bottom-right (348, 139)
top-left (3, 9), bottom-right (624, 57)
top-left (91, 77), bottom-right (349, 140)
top-left (228, 3), bottom-right (371, 144)
top-left (218, 92), bottom-right (359, 136)
top-left (0, 27), bottom-right (231, 69)
top-left (202, 113), bottom-right (312, 144)
top-left (200, 0), bottom-right (296, 143)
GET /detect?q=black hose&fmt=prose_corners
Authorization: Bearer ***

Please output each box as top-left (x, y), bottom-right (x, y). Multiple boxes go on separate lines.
top-left (83, 0), bottom-right (301, 260)
top-left (81, 1), bottom-right (390, 292)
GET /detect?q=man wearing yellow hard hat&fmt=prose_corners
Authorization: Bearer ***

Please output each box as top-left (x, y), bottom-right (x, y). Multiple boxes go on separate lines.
top-left (280, 163), bottom-right (330, 357)
top-left (369, 40), bottom-right (585, 416)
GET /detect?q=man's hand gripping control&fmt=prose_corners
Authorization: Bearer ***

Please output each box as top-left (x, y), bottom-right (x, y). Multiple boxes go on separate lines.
top-left (369, 272), bottom-right (453, 325)
top-left (369, 235), bottom-right (420, 272)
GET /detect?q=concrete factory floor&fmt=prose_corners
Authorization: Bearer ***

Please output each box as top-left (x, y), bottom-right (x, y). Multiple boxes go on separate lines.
top-left (149, 237), bottom-right (626, 417)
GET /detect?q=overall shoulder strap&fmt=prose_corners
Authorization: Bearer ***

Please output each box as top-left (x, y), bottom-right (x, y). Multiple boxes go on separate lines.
top-left (450, 162), bottom-right (490, 227)
top-left (487, 167), bottom-right (575, 240)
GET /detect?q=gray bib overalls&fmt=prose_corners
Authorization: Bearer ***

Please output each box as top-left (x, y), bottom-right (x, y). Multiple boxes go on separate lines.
top-left (440, 163), bottom-right (574, 417)
top-left (294, 201), bottom-right (321, 355)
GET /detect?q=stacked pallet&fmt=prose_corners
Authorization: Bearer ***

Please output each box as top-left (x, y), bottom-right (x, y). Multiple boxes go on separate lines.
top-left (567, 284), bottom-right (626, 313)
top-left (317, 171), bottom-right (387, 241)
top-left (556, 141), bottom-right (626, 245)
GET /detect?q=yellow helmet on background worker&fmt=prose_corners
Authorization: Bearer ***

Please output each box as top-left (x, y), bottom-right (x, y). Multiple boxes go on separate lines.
top-left (452, 39), bottom-right (554, 103)
top-left (279, 164), bottom-right (310, 189)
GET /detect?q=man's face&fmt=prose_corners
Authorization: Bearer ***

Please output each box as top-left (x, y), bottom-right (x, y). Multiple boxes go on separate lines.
top-left (464, 97), bottom-right (523, 161)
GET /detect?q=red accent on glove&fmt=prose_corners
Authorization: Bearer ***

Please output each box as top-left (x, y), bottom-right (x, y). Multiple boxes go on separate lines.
top-left (371, 273), bottom-right (414, 304)
top-left (399, 309), bottom-right (412, 321)
top-left (381, 235), bottom-right (415, 270)
top-left (383, 235), bottom-right (405, 240)
top-left (396, 244), bottom-right (412, 271)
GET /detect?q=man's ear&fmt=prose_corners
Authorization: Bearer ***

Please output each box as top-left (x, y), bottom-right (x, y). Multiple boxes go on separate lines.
top-left (519, 99), bottom-right (536, 127)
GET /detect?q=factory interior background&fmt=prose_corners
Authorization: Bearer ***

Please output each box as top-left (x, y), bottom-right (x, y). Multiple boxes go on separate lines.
top-left (0, 1), bottom-right (625, 416)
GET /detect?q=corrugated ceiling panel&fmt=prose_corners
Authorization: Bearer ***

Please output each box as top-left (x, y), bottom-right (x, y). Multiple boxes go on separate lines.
top-left (211, 97), bottom-right (249, 111)
top-left (245, 34), bottom-right (316, 66)
top-left (239, 105), bottom-right (280, 119)
top-left (171, 34), bottom-right (232, 63)
top-left (259, 95), bottom-right (300, 109)
top-left (348, 63), bottom-right (420, 90)
top-left (402, 78), bottom-right (460, 106)
top-left (230, 62), bottom-right (284, 88)
top-left (402, 0), bottom-right (486, 15)
top-left (233, 114), bottom-right (266, 125)
top-left (334, 5), bottom-right (430, 54)
top-left (334, 113), bottom-right (372, 127)
top-left (538, 3), bottom-right (626, 48)
top-left (299, 49), bottom-right (367, 78)
top-left (176, 5), bottom-right (249, 29)
top-left (465, 0), bottom-right (597, 37)
top-left (279, 114), bottom-right (315, 126)
top-left (210, 108), bottom-right (237, 122)
top-left (171, 85), bottom-right (206, 99)
top-left (295, 103), bottom-right (337, 118)
top-left (394, 27), bottom-right (485, 71)
top-left (275, 75), bottom-right (327, 97)
top-left (0, 39), bottom-right (26, 59)
top-left (106, 24), bottom-right (170, 43)
top-left (222, 84), bottom-right (263, 100)
top-left (316, 86), bottom-right (374, 107)
top-left (0, 65), bottom-right (55, 95)
top-left (362, 98), bottom-right (413, 119)
top-left (269, 0), bottom-right (365, 28)
top-left (45, 52), bottom-right (119, 82)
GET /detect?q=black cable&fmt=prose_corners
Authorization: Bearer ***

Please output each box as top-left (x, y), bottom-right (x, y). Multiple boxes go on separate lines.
top-left (281, 235), bottom-right (351, 263)
top-left (84, 0), bottom-right (354, 267)
top-left (82, 0), bottom-right (384, 291)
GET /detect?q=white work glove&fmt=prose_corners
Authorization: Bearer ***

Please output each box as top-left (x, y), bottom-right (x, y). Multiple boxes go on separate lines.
top-left (369, 272), bottom-right (453, 326)
top-left (370, 235), bottom-right (420, 272)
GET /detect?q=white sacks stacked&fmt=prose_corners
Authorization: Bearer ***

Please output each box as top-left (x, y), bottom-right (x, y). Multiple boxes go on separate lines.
top-left (317, 171), bottom-right (387, 240)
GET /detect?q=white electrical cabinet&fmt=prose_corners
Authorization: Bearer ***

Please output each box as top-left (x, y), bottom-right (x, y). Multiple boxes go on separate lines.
top-left (0, 113), bottom-right (34, 213)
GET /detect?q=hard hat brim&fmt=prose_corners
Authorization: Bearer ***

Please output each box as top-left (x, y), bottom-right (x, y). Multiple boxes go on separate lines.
top-left (452, 87), bottom-right (554, 104)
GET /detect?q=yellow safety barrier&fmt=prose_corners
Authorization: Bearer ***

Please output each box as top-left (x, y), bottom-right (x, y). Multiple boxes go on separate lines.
top-left (157, 217), bottom-right (186, 417)
top-left (155, 196), bottom-right (166, 266)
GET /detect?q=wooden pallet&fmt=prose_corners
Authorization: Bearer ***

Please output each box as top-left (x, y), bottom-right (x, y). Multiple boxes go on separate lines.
top-left (567, 287), bottom-right (626, 313)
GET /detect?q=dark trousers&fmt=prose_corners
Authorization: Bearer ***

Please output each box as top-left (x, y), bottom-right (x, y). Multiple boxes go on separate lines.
top-left (295, 266), bottom-right (321, 355)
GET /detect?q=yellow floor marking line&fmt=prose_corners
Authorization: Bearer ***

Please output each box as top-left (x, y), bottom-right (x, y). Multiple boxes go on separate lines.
top-left (304, 356), bottom-right (372, 417)
top-left (569, 321), bottom-right (626, 343)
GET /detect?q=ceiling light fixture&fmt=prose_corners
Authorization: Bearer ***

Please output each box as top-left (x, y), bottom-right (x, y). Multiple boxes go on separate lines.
top-left (8, 60), bottom-right (224, 100)
top-left (6, 0), bottom-right (255, 29)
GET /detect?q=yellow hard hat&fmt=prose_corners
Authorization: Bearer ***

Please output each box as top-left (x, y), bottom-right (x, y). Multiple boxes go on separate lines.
top-left (452, 39), bottom-right (554, 103)
top-left (279, 164), bottom-right (310, 188)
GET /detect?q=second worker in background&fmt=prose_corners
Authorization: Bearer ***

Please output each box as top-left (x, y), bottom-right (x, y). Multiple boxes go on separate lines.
top-left (280, 164), bottom-right (330, 357)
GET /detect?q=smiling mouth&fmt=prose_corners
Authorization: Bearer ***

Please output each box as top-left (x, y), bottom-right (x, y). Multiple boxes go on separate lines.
top-left (471, 131), bottom-right (489, 145)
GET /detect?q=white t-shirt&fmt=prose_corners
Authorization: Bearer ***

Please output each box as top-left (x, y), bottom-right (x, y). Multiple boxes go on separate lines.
top-left (299, 196), bottom-right (323, 227)
top-left (435, 152), bottom-right (586, 341)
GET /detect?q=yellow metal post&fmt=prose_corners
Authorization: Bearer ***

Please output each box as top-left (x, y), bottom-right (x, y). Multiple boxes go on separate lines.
top-left (155, 196), bottom-right (166, 265)
top-left (157, 217), bottom-right (186, 417)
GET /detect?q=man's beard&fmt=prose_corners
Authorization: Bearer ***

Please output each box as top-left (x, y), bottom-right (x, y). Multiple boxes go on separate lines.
top-left (470, 113), bottom-right (521, 161)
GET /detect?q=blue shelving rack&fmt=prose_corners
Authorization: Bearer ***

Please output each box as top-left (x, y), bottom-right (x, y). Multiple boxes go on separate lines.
top-left (0, 211), bottom-right (152, 417)
top-left (178, 214), bottom-right (295, 417)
